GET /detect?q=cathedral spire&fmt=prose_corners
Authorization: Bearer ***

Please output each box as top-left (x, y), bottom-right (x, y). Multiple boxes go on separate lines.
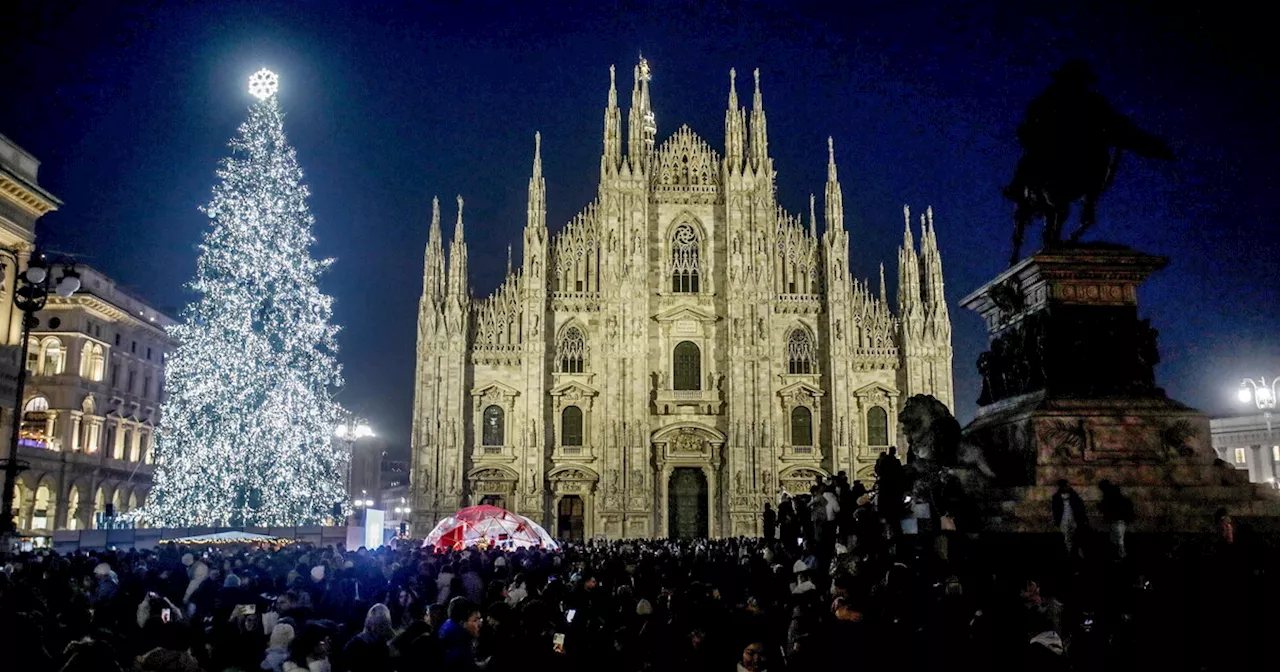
top-left (626, 56), bottom-right (657, 171)
top-left (748, 68), bottom-right (769, 168)
top-left (506, 244), bottom-right (513, 277)
top-left (447, 195), bottom-right (468, 299)
top-left (528, 132), bottom-right (546, 231)
top-left (898, 205), bottom-right (921, 318)
top-left (603, 65), bottom-right (622, 172)
top-left (824, 137), bottom-right (844, 232)
top-left (879, 262), bottom-right (888, 305)
top-left (921, 206), bottom-right (949, 328)
top-left (809, 194), bottom-right (817, 238)
top-left (422, 195), bottom-right (446, 307)
top-left (724, 68), bottom-right (747, 172)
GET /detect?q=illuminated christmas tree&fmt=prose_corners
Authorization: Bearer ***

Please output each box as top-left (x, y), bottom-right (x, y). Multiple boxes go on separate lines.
top-left (143, 70), bottom-right (347, 527)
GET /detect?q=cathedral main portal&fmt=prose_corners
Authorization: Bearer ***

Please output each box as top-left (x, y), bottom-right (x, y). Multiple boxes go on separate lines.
top-left (667, 468), bottom-right (708, 538)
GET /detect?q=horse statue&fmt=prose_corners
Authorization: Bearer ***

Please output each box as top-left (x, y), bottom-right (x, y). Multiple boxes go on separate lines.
top-left (1005, 61), bottom-right (1174, 266)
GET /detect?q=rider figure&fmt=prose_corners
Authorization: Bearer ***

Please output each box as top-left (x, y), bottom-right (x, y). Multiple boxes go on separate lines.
top-left (1006, 61), bottom-right (1172, 264)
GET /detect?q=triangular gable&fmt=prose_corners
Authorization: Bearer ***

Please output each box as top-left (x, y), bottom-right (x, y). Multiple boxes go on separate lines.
top-left (549, 380), bottom-right (599, 398)
top-left (653, 305), bottom-right (720, 323)
top-left (470, 380), bottom-right (522, 398)
top-left (852, 381), bottom-right (897, 397)
top-left (777, 380), bottom-right (825, 398)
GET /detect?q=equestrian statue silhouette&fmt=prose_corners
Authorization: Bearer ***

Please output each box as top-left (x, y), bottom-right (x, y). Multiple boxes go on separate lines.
top-left (1005, 61), bottom-right (1174, 266)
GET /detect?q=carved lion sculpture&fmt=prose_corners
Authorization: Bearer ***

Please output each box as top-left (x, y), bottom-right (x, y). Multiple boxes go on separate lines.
top-left (901, 394), bottom-right (995, 479)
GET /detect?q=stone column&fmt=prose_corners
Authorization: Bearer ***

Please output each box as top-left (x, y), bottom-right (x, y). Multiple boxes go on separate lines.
top-left (69, 413), bottom-right (82, 452)
top-left (18, 497), bottom-right (36, 533)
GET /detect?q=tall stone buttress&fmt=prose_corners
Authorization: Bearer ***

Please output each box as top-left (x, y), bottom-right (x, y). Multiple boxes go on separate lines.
top-left (409, 59), bottom-right (955, 539)
top-left (411, 196), bottom-right (470, 525)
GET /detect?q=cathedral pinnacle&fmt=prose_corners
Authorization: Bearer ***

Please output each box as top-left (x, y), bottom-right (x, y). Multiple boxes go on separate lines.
top-left (827, 136), bottom-right (838, 182)
top-left (603, 66), bottom-right (622, 171)
top-left (809, 194), bottom-right (817, 238)
top-left (422, 195), bottom-right (446, 307)
top-left (749, 68), bottom-right (769, 165)
top-left (533, 131), bottom-right (543, 179)
top-left (527, 133), bottom-right (547, 231)
top-left (608, 65), bottom-right (617, 107)
top-left (446, 195), bottom-right (468, 300)
top-left (824, 137), bottom-right (844, 232)
top-left (725, 68), bottom-right (747, 171)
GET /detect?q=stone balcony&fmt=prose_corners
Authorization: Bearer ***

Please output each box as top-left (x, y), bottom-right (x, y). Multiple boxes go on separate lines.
top-left (654, 388), bottom-right (723, 416)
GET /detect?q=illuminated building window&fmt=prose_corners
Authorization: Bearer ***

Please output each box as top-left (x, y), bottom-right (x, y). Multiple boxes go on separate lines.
top-left (20, 397), bottom-right (52, 449)
top-left (1234, 448), bottom-right (1248, 465)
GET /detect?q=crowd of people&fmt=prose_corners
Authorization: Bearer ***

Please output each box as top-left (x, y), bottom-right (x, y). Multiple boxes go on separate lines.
top-left (2, 461), bottom-right (1277, 671)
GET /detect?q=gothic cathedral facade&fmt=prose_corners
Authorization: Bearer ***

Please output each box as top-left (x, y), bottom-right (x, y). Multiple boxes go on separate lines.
top-left (410, 60), bottom-right (953, 540)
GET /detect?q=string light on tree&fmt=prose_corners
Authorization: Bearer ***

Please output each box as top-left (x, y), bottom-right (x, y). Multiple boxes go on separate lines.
top-left (139, 69), bottom-right (346, 527)
top-left (248, 68), bottom-right (279, 100)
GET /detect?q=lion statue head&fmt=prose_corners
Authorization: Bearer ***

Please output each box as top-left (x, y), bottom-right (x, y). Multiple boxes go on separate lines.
top-left (900, 394), bottom-right (962, 467)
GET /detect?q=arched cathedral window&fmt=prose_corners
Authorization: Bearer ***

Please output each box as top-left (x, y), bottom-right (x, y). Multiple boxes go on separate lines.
top-left (561, 406), bottom-right (583, 446)
top-left (787, 329), bottom-right (816, 375)
top-left (482, 405), bottom-right (505, 446)
top-left (557, 327), bottom-right (586, 373)
top-left (790, 406), bottom-right (813, 447)
top-left (673, 341), bottom-right (701, 391)
top-left (671, 224), bottom-right (701, 293)
top-left (867, 406), bottom-right (889, 446)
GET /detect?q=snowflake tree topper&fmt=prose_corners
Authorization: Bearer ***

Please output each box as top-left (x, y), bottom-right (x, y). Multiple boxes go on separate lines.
top-left (248, 68), bottom-right (279, 100)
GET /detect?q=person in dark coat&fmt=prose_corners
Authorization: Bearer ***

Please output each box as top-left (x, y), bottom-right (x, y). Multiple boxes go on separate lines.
top-left (778, 496), bottom-right (800, 551)
top-left (439, 597), bottom-right (483, 671)
top-left (762, 503), bottom-right (777, 542)
top-left (342, 603), bottom-right (393, 672)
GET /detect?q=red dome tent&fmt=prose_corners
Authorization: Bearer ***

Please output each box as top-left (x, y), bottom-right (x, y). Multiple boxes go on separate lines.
top-left (422, 505), bottom-right (559, 551)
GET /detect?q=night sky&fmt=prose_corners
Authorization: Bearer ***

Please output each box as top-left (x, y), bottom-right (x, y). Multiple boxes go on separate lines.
top-left (3, 2), bottom-right (1277, 454)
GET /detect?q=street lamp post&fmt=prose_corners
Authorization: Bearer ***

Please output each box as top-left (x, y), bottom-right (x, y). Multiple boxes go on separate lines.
top-left (0, 250), bottom-right (81, 554)
top-left (1239, 376), bottom-right (1280, 490)
top-left (1238, 376), bottom-right (1279, 432)
top-left (393, 497), bottom-right (411, 537)
top-left (333, 415), bottom-right (373, 523)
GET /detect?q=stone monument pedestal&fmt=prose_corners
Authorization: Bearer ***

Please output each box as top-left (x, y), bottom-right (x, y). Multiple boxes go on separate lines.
top-left (960, 245), bottom-right (1280, 532)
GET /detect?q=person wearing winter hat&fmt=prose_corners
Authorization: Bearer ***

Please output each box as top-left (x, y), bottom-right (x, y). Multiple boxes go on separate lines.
top-left (262, 623), bottom-right (296, 672)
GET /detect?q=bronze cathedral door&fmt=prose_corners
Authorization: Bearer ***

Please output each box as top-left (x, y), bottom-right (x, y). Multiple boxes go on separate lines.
top-left (667, 467), bottom-right (708, 538)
